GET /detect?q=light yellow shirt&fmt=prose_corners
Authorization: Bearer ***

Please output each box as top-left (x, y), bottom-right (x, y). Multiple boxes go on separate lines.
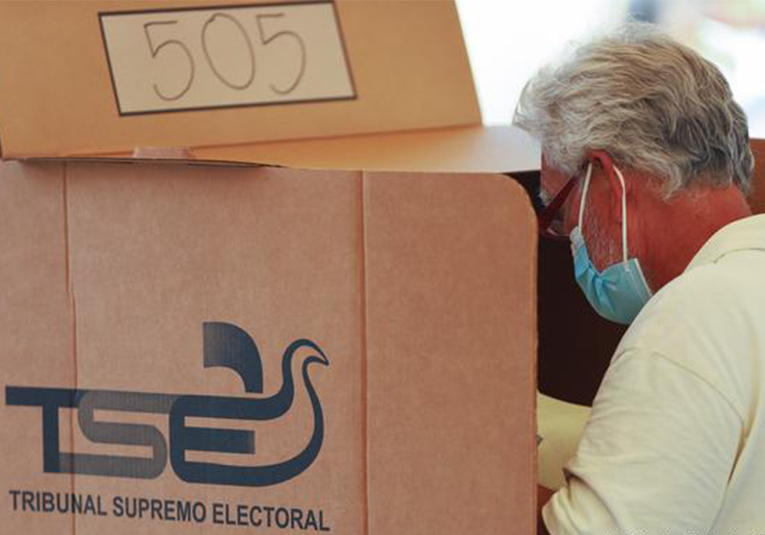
top-left (544, 214), bottom-right (765, 535)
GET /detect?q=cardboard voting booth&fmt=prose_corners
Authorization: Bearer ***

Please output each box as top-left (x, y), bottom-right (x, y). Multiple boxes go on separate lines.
top-left (0, 2), bottom-right (541, 535)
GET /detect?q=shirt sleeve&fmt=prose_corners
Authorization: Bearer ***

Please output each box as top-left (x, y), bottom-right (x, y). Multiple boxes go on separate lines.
top-left (542, 350), bottom-right (743, 535)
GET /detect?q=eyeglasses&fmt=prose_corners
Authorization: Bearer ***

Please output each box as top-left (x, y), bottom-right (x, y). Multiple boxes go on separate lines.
top-left (537, 173), bottom-right (580, 240)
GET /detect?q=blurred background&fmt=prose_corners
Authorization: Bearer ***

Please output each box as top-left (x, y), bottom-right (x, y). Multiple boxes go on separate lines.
top-left (456, 0), bottom-right (765, 138)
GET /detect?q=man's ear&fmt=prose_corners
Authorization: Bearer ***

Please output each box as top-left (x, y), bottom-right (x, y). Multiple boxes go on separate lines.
top-left (586, 149), bottom-right (629, 224)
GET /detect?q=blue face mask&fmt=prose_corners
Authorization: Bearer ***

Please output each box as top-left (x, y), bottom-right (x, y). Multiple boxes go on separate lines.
top-left (570, 163), bottom-right (652, 325)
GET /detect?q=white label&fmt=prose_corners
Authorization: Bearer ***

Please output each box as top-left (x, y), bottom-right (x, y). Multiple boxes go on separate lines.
top-left (99, 2), bottom-right (355, 115)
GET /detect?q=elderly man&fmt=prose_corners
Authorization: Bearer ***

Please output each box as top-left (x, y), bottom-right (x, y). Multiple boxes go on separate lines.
top-left (514, 23), bottom-right (765, 535)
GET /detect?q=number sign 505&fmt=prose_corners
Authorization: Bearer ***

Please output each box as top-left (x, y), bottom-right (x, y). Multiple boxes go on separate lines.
top-left (100, 3), bottom-right (355, 115)
top-left (144, 12), bottom-right (306, 102)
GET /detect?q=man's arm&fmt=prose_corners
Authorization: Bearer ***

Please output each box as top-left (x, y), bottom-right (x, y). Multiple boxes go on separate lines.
top-left (538, 485), bottom-right (554, 535)
top-left (542, 350), bottom-right (742, 534)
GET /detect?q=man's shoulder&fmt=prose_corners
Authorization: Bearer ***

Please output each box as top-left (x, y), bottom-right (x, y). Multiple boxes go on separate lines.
top-left (614, 257), bottom-right (765, 417)
top-left (621, 260), bottom-right (743, 349)
top-left (627, 258), bottom-right (762, 347)
top-left (635, 254), bottom-right (762, 333)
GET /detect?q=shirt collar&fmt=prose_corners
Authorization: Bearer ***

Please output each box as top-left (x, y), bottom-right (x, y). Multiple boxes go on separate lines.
top-left (686, 214), bottom-right (765, 272)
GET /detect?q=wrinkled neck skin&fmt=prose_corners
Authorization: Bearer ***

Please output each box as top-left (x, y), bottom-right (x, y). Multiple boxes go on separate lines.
top-left (618, 171), bottom-right (752, 293)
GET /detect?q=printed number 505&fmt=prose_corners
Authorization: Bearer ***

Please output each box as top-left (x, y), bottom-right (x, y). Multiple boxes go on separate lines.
top-left (143, 11), bottom-right (306, 102)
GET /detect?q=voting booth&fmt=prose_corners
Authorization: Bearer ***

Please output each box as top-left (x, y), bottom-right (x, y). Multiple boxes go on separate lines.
top-left (0, 2), bottom-right (541, 535)
top-left (3, 2), bottom-right (760, 533)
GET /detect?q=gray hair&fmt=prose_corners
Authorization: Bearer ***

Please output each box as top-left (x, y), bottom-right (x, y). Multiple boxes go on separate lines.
top-left (513, 22), bottom-right (754, 197)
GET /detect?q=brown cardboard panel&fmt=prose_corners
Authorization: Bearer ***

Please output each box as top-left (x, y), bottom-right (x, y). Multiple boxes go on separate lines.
top-left (363, 172), bottom-right (537, 535)
top-left (2, 161), bottom-right (540, 533)
top-left (60, 163), bottom-right (365, 534)
top-left (0, 161), bottom-right (75, 534)
top-left (193, 125), bottom-right (542, 173)
top-left (0, 0), bottom-right (479, 158)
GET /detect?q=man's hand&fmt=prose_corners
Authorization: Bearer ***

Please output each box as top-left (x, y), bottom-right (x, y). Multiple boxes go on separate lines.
top-left (538, 485), bottom-right (554, 535)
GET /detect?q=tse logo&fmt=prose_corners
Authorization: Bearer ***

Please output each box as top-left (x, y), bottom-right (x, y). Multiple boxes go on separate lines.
top-left (5, 323), bottom-right (329, 487)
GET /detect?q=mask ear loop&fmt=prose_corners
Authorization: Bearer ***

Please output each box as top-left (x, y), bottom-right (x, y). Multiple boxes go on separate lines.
top-left (577, 163), bottom-right (593, 230)
top-left (613, 166), bottom-right (629, 265)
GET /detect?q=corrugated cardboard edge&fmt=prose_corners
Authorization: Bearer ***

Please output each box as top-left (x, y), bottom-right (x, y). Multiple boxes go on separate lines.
top-left (500, 174), bottom-right (538, 532)
top-left (528, 174), bottom-right (540, 529)
top-left (17, 156), bottom-right (265, 169)
top-left (62, 161), bottom-right (79, 535)
top-left (513, 173), bottom-right (539, 532)
top-left (1, 124), bottom-right (544, 175)
top-left (358, 171), bottom-right (371, 535)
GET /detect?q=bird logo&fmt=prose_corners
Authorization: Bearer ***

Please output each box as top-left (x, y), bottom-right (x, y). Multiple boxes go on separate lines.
top-left (6, 322), bottom-right (330, 487)
top-left (170, 322), bottom-right (331, 486)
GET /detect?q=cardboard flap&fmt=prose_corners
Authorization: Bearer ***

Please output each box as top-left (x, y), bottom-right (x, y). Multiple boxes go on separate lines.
top-left (363, 172), bottom-right (537, 535)
top-left (194, 125), bottom-right (542, 173)
top-left (0, 161), bottom-right (76, 534)
top-left (0, 0), bottom-right (480, 158)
